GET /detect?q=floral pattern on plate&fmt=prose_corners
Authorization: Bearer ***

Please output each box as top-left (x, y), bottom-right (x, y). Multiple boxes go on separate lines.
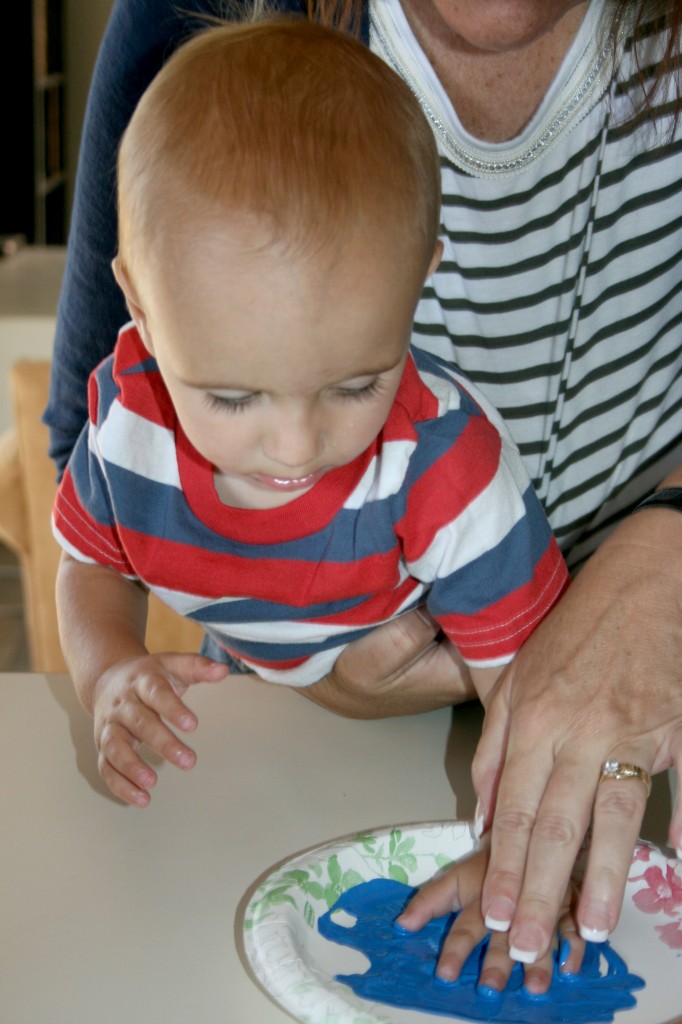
top-left (242, 822), bottom-right (682, 1024)
top-left (629, 841), bottom-right (682, 951)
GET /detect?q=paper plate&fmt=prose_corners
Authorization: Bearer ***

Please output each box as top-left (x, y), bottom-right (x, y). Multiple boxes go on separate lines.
top-left (243, 821), bottom-right (682, 1024)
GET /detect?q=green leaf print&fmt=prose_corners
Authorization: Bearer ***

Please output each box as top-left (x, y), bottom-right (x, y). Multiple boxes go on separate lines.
top-left (388, 863), bottom-right (410, 884)
top-left (301, 879), bottom-right (326, 901)
top-left (328, 854), bottom-right (343, 886)
top-left (389, 828), bottom-right (402, 856)
top-left (341, 868), bottom-right (364, 891)
top-left (245, 826), bottom-right (464, 935)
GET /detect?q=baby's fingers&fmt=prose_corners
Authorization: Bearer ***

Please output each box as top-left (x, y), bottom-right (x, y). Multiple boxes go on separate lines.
top-left (476, 927), bottom-right (523, 994)
top-left (438, 922), bottom-right (558, 996)
top-left (98, 705), bottom-right (196, 806)
top-left (97, 722), bottom-right (158, 807)
top-left (104, 682), bottom-right (197, 770)
top-left (99, 727), bottom-right (194, 807)
top-left (434, 901), bottom-right (488, 983)
top-left (132, 658), bottom-right (211, 732)
top-left (396, 849), bottom-right (490, 984)
top-left (396, 849), bottom-right (488, 932)
top-left (478, 905), bottom-right (582, 997)
top-left (510, 883), bottom-right (585, 996)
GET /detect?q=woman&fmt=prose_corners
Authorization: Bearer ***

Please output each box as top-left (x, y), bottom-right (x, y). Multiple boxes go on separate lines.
top-left (45, 0), bottom-right (682, 974)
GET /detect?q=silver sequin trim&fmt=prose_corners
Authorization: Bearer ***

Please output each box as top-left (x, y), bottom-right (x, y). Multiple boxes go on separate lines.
top-left (370, 3), bottom-right (615, 177)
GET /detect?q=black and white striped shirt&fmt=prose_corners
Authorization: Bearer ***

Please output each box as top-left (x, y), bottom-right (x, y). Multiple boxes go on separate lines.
top-left (373, 0), bottom-right (682, 568)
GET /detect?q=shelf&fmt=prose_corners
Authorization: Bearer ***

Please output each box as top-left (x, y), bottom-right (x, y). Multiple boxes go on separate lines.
top-left (1, 1), bottom-right (66, 244)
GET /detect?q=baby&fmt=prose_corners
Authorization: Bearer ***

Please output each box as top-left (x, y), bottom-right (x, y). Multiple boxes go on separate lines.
top-left (52, 13), bottom-right (572, 993)
top-left (52, 18), bottom-right (570, 987)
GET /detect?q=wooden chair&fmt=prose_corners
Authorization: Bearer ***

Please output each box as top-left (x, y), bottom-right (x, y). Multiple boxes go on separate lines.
top-left (0, 360), bottom-right (203, 671)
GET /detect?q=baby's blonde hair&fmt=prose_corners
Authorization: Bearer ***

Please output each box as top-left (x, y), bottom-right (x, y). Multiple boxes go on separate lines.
top-left (117, 17), bottom-right (441, 278)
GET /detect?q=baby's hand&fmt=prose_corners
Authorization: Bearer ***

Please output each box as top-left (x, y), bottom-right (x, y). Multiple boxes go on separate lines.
top-left (395, 845), bottom-right (584, 995)
top-left (92, 653), bottom-right (228, 807)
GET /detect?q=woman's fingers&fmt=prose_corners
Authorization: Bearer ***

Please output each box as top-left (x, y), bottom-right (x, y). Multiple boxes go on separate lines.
top-left (474, 511), bottom-right (682, 956)
top-left (486, 745), bottom-right (595, 963)
top-left (398, 845), bottom-right (584, 997)
top-left (576, 752), bottom-right (652, 939)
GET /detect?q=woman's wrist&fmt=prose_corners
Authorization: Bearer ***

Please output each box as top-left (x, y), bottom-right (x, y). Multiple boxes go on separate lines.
top-left (633, 486), bottom-right (682, 515)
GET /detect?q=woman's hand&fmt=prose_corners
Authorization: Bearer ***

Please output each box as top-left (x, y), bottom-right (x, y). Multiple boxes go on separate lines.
top-left (396, 844), bottom-right (584, 995)
top-left (92, 652), bottom-right (228, 807)
top-left (300, 612), bottom-right (477, 717)
top-left (473, 505), bottom-right (682, 963)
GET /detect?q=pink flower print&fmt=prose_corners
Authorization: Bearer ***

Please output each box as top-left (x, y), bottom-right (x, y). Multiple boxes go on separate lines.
top-left (631, 843), bottom-right (652, 867)
top-left (632, 863), bottom-right (682, 917)
top-left (655, 921), bottom-right (682, 950)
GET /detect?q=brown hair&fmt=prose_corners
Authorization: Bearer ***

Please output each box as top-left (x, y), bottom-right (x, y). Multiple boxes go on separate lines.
top-left (117, 17), bottom-right (440, 278)
top-left (254, 0), bottom-right (362, 33)
top-left (612, 1), bottom-right (682, 120)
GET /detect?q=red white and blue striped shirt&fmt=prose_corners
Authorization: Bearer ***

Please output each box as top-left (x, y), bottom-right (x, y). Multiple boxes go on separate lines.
top-left (52, 324), bottom-right (568, 684)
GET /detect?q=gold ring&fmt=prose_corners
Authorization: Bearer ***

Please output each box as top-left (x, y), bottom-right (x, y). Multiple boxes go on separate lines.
top-left (599, 760), bottom-right (652, 797)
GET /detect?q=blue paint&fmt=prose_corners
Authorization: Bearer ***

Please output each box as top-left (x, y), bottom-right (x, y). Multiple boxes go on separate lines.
top-left (318, 879), bottom-right (645, 1023)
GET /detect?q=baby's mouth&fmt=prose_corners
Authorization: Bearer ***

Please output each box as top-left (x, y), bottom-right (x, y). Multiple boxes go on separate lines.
top-left (252, 469), bottom-right (326, 492)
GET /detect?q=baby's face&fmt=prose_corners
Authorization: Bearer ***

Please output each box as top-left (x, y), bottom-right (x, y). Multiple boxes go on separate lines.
top-left (131, 219), bottom-right (439, 510)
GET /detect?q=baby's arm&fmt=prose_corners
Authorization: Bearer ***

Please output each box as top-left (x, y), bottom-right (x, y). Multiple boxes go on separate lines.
top-left (56, 552), bottom-right (227, 806)
top-left (396, 841), bottom-right (584, 995)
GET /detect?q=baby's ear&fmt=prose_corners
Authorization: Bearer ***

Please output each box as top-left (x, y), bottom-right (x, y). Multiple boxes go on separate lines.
top-left (111, 256), bottom-right (154, 354)
top-left (426, 240), bottom-right (444, 279)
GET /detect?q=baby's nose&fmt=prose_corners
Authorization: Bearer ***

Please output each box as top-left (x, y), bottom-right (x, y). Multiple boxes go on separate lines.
top-left (264, 406), bottom-right (323, 469)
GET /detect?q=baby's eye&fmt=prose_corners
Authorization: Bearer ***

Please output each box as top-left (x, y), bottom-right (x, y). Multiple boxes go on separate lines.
top-left (204, 392), bottom-right (259, 413)
top-left (335, 378), bottom-right (384, 402)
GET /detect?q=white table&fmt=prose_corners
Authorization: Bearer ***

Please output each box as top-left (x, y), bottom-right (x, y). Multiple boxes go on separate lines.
top-left (0, 673), bottom-right (484, 1024)
top-left (1, 673), bottom-right (673, 1024)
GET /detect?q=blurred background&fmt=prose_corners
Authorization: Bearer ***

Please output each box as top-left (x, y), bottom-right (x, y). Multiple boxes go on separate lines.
top-left (1, 1), bottom-right (114, 670)
top-left (3, 1), bottom-right (113, 247)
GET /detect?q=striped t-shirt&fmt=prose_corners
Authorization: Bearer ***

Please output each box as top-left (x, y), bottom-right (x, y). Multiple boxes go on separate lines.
top-left (52, 325), bottom-right (568, 685)
top-left (373, 0), bottom-right (682, 569)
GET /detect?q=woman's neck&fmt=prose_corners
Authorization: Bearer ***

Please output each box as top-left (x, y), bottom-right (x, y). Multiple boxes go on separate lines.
top-left (399, 1), bottom-right (590, 142)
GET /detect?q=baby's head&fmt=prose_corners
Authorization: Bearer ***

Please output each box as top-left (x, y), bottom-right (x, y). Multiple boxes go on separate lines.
top-left (116, 16), bottom-right (440, 280)
top-left (114, 18), bottom-right (443, 510)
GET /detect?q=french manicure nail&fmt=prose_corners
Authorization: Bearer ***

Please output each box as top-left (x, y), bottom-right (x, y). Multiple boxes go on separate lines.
top-left (579, 924), bottom-right (609, 943)
top-left (484, 895), bottom-right (514, 932)
top-left (676, 847), bottom-right (682, 860)
top-left (485, 914), bottom-right (511, 932)
top-left (509, 945), bottom-right (539, 964)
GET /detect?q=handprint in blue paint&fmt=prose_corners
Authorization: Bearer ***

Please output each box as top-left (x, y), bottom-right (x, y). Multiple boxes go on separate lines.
top-left (318, 878), bottom-right (645, 1024)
